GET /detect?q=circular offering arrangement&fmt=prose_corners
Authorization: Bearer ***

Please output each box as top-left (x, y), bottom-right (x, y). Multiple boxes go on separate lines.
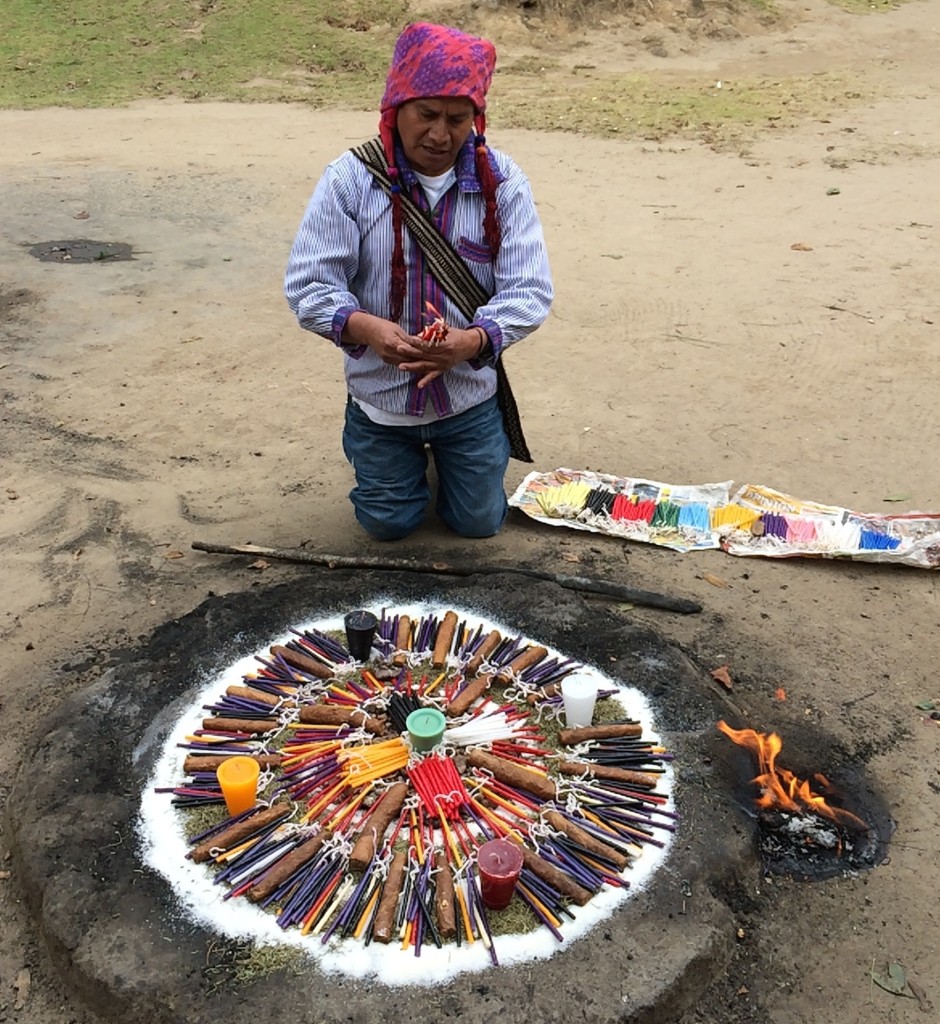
top-left (139, 603), bottom-right (676, 985)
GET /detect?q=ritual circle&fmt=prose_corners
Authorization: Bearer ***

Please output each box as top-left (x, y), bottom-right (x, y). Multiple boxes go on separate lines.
top-left (8, 575), bottom-right (749, 1024)
top-left (140, 603), bottom-right (677, 983)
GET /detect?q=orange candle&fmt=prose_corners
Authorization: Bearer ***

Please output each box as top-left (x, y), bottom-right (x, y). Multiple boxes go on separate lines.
top-left (217, 755), bottom-right (261, 816)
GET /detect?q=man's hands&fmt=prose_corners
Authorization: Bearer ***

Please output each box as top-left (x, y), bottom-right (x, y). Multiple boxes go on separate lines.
top-left (398, 327), bottom-right (483, 388)
top-left (344, 312), bottom-right (484, 389)
top-left (343, 311), bottom-right (422, 365)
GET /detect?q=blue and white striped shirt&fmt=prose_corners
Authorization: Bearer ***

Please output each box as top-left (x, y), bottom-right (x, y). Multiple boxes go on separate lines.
top-left (284, 135), bottom-right (553, 419)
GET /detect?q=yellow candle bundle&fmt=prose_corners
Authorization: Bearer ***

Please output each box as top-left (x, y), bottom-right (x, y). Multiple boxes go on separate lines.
top-left (280, 739), bottom-right (341, 767)
top-left (710, 505), bottom-right (760, 530)
top-left (535, 480), bottom-right (592, 517)
top-left (340, 737), bottom-right (410, 787)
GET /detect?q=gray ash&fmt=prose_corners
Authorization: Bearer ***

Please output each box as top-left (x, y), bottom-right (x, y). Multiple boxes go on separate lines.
top-left (757, 810), bottom-right (881, 880)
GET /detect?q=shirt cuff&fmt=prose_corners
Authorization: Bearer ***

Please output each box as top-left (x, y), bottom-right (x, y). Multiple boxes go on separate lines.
top-left (469, 316), bottom-right (503, 369)
top-left (332, 305), bottom-right (367, 358)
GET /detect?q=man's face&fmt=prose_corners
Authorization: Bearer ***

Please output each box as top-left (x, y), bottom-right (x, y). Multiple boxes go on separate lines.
top-left (396, 97), bottom-right (475, 176)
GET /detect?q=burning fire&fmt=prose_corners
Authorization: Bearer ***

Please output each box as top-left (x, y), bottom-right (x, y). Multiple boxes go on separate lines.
top-left (717, 720), bottom-right (867, 830)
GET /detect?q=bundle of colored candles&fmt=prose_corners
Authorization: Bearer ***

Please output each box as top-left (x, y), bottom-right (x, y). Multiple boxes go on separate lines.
top-left (716, 483), bottom-right (934, 563)
top-left (511, 470), bottom-right (938, 567)
top-left (155, 606), bottom-right (676, 966)
top-left (510, 469), bottom-right (730, 553)
top-left (537, 485), bottom-right (725, 535)
top-left (418, 302), bottom-right (448, 346)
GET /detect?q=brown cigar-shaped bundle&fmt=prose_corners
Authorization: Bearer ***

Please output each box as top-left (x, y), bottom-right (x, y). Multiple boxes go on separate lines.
top-left (520, 845), bottom-right (592, 906)
top-left (558, 723), bottom-right (643, 745)
top-left (247, 829), bottom-right (333, 903)
top-left (447, 642), bottom-right (549, 717)
top-left (466, 749), bottom-right (556, 802)
top-left (431, 610), bottom-right (459, 668)
top-left (298, 704), bottom-right (386, 736)
top-left (557, 759), bottom-right (659, 790)
top-left (202, 717), bottom-right (280, 735)
top-left (372, 849), bottom-right (408, 943)
top-left (183, 753), bottom-right (283, 774)
top-left (226, 684), bottom-right (289, 707)
top-left (463, 629), bottom-right (501, 676)
top-left (434, 850), bottom-right (457, 940)
top-left (189, 803), bottom-right (291, 864)
top-left (445, 673), bottom-right (492, 717)
top-left (348, 781), bottom-right (408, 871)
top-left (494, 645), bottom-right (548, 683)
top-left (270, 644), bottom-right (334, 680)
top-left (543, 810), bottom-right (629, 870)
top-left (392, 616), bottom-right (411, 666)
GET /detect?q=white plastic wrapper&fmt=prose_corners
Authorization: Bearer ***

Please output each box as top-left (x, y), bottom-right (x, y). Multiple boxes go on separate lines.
top-left (510, 470), bottom-right (940, 569)
top-left (719, 484), bottom-right (940, 569)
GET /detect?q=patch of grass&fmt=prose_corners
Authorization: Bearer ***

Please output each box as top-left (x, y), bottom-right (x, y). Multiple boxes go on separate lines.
top-left (478, 0), bottom-right (782, 24)
top-left (593, 693), bottom-right (631, 725)
top-left (501, 54), bottom-right (562, 75)
top-left (535, 704), bottom-right (564, 749)
top-left (181, 802), bottom-right (229, 841)
top-left (0, 0), bottom-right (882, 145)
top-left (202, 938), bottom-right (307, 991)
top-left (489, 68), bottom-right (874, 141)
top-left (826, 0), bottom-right (904, 11)
top-left (0, 0), bottom-right (406, 108)
top-left (232, 942), bottom-right (307, 983)
top-left (486, 893), bottom-right (542, 935)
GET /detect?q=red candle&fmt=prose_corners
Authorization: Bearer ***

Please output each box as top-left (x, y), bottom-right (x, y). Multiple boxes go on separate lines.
top-left (477, 838), bottom-right (524, 910)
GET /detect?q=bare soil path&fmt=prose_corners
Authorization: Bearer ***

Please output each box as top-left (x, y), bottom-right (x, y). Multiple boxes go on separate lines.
top-left (1, 2), bottom-right (938, 1021)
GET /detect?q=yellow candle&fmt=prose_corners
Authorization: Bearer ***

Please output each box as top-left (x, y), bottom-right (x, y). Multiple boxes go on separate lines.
top-left (216, 755), bottom-right (260, 816)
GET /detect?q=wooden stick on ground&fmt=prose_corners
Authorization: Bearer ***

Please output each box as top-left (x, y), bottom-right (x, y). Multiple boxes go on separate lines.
top-left (190, 541), bottom-right (703, 614)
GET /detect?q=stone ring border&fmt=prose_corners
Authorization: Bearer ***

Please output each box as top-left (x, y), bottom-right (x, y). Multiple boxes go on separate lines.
top-left (7, 573), bottom-right (748, 1024)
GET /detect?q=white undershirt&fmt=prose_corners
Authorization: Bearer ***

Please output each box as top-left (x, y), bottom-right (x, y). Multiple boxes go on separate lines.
top-left (354, 395), bottom-right (442, 425)
top-left (414, 167), bottom-right (457, 210)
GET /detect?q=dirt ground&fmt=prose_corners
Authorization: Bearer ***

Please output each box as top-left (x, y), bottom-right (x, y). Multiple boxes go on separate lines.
top-left (1, 0), bottom-right (939, 1021)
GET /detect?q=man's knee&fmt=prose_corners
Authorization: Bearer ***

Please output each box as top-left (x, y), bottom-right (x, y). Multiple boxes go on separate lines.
top-left (353, 503), bottom-right (424, 541)
top-left (441, 501), bottom-right (507, 538)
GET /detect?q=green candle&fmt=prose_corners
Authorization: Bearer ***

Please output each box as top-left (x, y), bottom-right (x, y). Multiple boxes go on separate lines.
top-left (406, 708), bottom-right (446, 752)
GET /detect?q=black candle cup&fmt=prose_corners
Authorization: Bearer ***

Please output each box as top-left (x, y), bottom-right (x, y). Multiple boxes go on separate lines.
top-left (344, 609), bottom-right (378, 662)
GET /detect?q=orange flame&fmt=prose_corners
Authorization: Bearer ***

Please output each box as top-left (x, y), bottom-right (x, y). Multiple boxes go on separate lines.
top-left (717, 720), bottom-right (867, 830)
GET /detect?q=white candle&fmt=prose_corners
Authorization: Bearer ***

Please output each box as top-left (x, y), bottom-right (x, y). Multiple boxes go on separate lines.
top-left (561, 676), bottom-right (598, 728)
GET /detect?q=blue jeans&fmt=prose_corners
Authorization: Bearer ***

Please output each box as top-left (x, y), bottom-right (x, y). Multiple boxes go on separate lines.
top-left (342, 395), bottom-right (511, 541)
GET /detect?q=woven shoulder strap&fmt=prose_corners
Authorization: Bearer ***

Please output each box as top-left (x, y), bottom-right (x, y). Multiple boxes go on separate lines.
top-left (351, 137), bottom-right (532, 462)
top-left (352, 138), bottom-right (488, 318)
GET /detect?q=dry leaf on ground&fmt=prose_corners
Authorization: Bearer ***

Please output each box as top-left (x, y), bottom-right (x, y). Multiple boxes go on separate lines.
top-left (703, 572), bottom-right (730, 588)
top-left (871, 961), bottom-right (914, 998)
top-left (790, 241), bottom-right (814, 251)
top-left (248, 559), bottom-right (270, 570)
top-left (711, 665), bottom-right (734, 690)
top-left (164, 550), bottom-right (185, 560)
